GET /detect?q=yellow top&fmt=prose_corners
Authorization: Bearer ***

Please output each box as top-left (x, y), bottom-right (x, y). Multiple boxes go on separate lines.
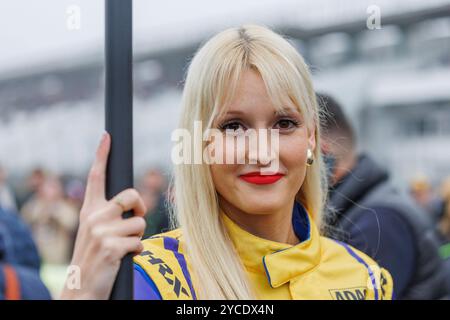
top-left (134, 205), bottom-right (393, 300)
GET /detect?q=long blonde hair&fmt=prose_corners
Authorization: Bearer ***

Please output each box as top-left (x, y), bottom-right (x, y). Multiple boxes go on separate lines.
top-left (171, 24), bottom-right (327, 299)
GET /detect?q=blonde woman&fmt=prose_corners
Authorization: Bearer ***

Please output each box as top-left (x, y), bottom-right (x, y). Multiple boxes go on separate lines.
top-left (61, 25), bottom-right (393, 300)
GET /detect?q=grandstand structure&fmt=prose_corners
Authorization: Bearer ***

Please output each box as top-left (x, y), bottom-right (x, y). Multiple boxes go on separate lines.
top-left (0, 1), bottom-right (449, 184)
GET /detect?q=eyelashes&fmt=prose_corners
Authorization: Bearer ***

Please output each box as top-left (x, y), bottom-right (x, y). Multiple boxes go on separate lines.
top-left (219, 120), bottom-right (244, 132)
top-left (274, 118), bottom-right (301, 130)
top-left (218, 118), bottom-right (301, 132)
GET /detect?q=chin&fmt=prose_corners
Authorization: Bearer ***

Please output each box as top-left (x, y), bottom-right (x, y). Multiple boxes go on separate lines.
top-left (237, 194), bottom-right (287, 215)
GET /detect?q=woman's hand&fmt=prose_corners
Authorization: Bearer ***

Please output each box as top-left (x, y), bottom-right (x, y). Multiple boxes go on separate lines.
top-left (60, 133), bottom-right (147, 300)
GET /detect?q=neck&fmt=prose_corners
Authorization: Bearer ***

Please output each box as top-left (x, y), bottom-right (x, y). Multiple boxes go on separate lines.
top-left (218, 196), bottom-right (300, 245)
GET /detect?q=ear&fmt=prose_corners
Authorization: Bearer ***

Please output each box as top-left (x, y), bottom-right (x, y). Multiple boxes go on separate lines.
top-left (308, 124), bottom-right (316, 152)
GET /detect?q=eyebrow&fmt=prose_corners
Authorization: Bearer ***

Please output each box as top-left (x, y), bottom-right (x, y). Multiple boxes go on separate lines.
top-left (274, 108), bottom-right (301, 117)
top-left (222, 107), bottom-right (300, 117)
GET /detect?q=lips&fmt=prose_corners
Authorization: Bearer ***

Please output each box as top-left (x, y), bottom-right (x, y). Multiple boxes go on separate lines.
top-left (239, 172), bottom-right (285, 185)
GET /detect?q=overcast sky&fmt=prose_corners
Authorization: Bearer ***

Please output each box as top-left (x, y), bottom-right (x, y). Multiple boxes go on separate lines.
top-left (0, 0), bottom-right (449, 75)
top-left (0, 0), bottom-right (294, 74)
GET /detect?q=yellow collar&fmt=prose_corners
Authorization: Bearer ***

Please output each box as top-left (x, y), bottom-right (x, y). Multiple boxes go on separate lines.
top-left (220, 203), bottom-right (322, 288)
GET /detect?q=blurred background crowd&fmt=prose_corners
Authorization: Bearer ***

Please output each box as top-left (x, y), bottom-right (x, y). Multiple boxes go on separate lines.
top-left (0, 165), bottom-right (171, 297)
top-left (1, 0), bottom-right (450, 299)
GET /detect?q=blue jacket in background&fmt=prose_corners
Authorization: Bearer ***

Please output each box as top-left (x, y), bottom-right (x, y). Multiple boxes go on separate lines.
top-left (0, 206), bottom-right (51, 300)
top-left (326, 154), bottom-right (450, 300)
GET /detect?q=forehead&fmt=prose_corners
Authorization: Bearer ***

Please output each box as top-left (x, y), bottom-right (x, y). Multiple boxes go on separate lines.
top-left (228, 69), bottom-right (269, 107)
top-left (219, 69), bottom-right (300, 117)
top-left (235, 69), bottom-right (267, 95)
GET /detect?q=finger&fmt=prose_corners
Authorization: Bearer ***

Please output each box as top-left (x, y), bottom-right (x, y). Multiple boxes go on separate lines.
top-left (115, 236), bottom-right (144, 256)
top-left (110, 188), bottom-right (147, 217)
top-left (85, 132), bottom-right (111, 205)
top-left (84, 189), bottom-right (147, 224)
top-left (100, 236), bottom-right (143, 263)
top-left (92, 216), bottom-right (146, 238)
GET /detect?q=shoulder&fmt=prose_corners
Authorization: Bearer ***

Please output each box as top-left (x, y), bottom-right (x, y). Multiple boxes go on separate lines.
top-left (349, 204), bottom-right (414, 231)
top-left (140, 228), bottom-right (184, 252)
top-left (319, 236), bottom-right (394, 300)
top-left (0, 208), bottom-right (41, 270)
top-left (133, 229), bottom-right (197, 300)
top-left (0, 264), bottom-right (51, 300)
top-left (344, 206), bottom-right (416, 257)
top-left (349, 183), bottom-right (431, 233)
top-left (136, 229), bottom-right (187, 267)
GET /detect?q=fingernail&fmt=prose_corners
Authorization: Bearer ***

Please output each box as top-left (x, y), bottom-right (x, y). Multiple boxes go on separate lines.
top-left (99, 132), bottom-right (107, 147)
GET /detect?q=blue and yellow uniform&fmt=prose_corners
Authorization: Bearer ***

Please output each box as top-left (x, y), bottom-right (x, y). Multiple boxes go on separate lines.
top-left (133, 202), bottom-right (394, 300)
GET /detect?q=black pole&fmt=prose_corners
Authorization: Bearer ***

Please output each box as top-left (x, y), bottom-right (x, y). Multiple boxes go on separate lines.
top-left (105, 0), bottom-right (134, 300)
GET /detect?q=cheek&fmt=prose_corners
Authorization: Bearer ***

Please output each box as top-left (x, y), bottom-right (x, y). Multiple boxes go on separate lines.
top-left (279, 133), bottom-right (309, 181)
top-left (208, 135), bottom-right (244, 200)
top-left (210, 163), bottom-right (238, 196)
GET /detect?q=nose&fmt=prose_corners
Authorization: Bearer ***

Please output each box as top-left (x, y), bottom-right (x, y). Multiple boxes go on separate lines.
top-left (247, 129), bottom-right (279, 166)
top-left (248, 148), bottom-right (276, 166)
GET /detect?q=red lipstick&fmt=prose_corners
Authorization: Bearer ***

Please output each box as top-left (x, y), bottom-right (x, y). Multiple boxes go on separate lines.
top-left (239, 172), bottom-right (285, 185)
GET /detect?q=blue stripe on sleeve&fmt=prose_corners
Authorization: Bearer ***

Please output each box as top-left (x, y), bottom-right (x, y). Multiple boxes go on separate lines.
top-left (163, 237), bottom-right (197, 300)
top-left (133, 264), bottom-right (162, 300)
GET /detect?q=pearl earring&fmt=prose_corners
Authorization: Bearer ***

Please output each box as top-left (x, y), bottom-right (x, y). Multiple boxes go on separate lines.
top-left (306, 148), bottom-right (314, 166)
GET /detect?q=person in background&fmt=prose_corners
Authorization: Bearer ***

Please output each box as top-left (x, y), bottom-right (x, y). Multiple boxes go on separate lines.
top-left (21, 175), bottom-right (78, 265)
top-left (437, 177), bottom-right (450, 282)
top-left (137, 168), bottom-right (170, 238)
top-left (63, 176), bottom-right (85, 211)
top-left (410, 175), bottom-right (444, 223)
top-left (0, 206), bottom-right (51, 299)
top-left (319, 93), bottom-right (449, 300)
top-left (438, 177), bottom-right (450, 254)
top-left (17, 168), bottom-right (46, 210)
top-left (0, 166), bottom-right (17, 213)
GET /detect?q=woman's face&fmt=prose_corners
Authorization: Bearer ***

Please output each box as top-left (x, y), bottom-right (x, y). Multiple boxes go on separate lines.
top-left (210, 69), bottom-right (315, 215)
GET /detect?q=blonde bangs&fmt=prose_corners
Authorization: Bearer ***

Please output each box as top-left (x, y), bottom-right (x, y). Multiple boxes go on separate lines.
top-left (194, 25), bottom-right (316, 133)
